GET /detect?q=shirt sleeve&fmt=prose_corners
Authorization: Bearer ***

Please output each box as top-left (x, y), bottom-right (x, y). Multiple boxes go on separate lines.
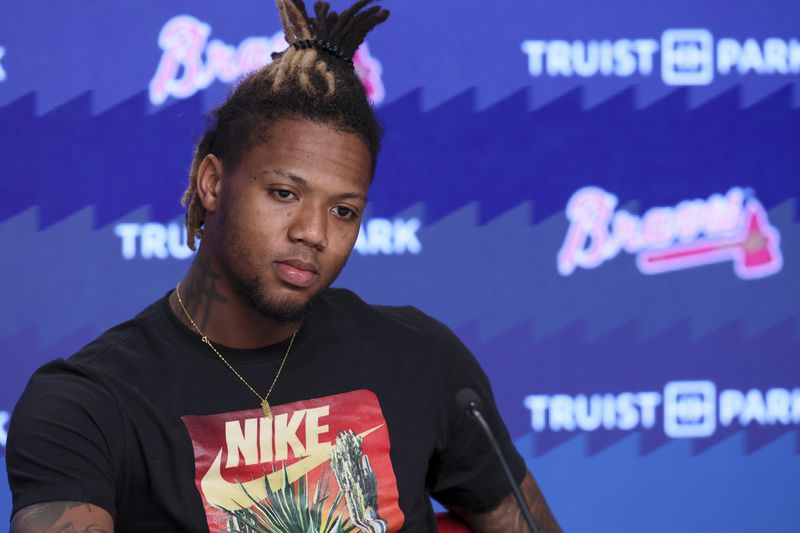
top-left (426, 321), bottom-right (527, 512)
top-left (6, 359), bottom-right (123, 519)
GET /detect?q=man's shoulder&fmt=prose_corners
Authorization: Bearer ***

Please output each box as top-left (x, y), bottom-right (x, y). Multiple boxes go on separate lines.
top-left (65, 293), bottom-right (170, 370)
top-left (320, 288), bottom-right (453, 342)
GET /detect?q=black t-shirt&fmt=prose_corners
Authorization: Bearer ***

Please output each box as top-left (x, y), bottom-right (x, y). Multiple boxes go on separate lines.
top-left (7, 288), bottom-right (525, 532)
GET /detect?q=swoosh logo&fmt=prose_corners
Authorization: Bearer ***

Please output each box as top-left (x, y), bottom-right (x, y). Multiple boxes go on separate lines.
top-left (200, 424), bottom-right (383, 510)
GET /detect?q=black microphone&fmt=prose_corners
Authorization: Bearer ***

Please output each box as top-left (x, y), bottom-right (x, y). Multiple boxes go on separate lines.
top-left (455, 388), bottom-right (539, 533)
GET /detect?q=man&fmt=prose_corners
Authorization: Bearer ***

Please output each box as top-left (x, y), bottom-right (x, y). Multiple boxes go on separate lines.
top-left (8, 1), bottom-right (561, 531)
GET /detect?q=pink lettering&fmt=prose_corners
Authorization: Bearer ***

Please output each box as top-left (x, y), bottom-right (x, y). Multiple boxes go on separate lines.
top-left (558, 186), bottom-right (780, 279)
top-left (149, 15), bottom-right (386, 106)
top-left (149, 16), bottom-right (213, 106)
top-left (558, 187), bottom-right (617, 276)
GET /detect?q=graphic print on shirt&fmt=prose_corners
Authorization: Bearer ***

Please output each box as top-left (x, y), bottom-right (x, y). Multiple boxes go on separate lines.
top-left (182, 389), bottom-right (404, 532)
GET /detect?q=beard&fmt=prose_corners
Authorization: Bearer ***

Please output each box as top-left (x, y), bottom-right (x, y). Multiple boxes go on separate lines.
top-left (228, 272), bottom-right (317, 324)
top-left (213, 190), bottom-right (351, 324)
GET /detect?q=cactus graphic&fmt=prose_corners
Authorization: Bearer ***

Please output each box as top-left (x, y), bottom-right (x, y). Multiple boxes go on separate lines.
top-left (330, 430), bottom-right (388, 533)
top-left (220, 464), bottom-right (356, 533)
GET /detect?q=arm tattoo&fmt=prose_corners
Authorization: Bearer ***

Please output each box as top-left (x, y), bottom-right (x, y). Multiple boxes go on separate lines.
top-left (12, 501), bottom-right (112, 533)
top-left (454, 473), bottom-right (562, 533)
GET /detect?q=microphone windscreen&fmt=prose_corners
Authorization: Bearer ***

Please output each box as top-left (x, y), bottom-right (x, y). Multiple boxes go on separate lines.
top-left (455, 387), bottom-right (484, 413)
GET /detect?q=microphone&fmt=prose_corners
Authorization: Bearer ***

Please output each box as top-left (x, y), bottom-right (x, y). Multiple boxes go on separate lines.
top-left (455, 388), bottom-right (539, 533)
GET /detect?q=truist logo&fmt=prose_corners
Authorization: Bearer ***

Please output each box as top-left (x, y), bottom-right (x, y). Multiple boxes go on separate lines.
top-left (524, 381), bottom-right (800, 439)
top-left (149, 15), bottom-right (386, 106)
top-left (521, 30), bottom-right (800, 86)
top-left (558, 187), bottom-right (783, 279)
top-left (114, 217), bottom-right (422, 260)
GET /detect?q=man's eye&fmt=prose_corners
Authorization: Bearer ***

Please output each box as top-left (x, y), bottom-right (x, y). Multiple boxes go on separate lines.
top-left (333, 206), bottom-right (357, 219)
top-left (271, 189), bottom-right (296, 200)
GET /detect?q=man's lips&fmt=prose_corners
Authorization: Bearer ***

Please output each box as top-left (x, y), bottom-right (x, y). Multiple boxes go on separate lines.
top-left (274, 259), bottom-right (319, 288)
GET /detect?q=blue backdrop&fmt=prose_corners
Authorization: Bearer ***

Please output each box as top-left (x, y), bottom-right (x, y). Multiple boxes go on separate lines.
top-left (1, 1), bottom-right (799, 531)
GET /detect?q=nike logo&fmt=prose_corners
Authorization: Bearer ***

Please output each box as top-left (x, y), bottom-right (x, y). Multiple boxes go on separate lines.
top-left (200, 424), bottom-right (383, 510)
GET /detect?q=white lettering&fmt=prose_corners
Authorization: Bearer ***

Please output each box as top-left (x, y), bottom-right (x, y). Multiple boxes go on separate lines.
top-left (616, 392), bottom-right (639, 430)
top-left (717, 38), bottom-right (742, 75)
top-left (167, 223), bottom-right (193, 259)
top-left (114, 222), bottom-right (195, 260)
top-left (393, 218), bottom-right (422, 254)
top-left (258, 415), bottom-right (273, 463)
top-left (613, 39), bottom-right (637, 76)
top-left (790, 39), bottom-right (800, 74)
top-left (718, 388), bottom-right (799, 428)
top-left (549, 394), bottom-right (575, 431)
top-left (528, 384), bottom-right (799, 439)
top-left (523, 395), bottom-right (548, 431)
top-left (224, 408), bottom-right (332, 468)
top-left (602, 393), bottom-right (616, 430)
top-left (637, 392), bottom-right (661, 429)
top-left (140, 223), bottom-right (169, 259)
top-left (0, 411), bottom-right (8, 447)
top-left (354, 218), bottom-right (422, 256)
top-left (574, 394), bottom-right (602, 431)
top-left (524, 391), bottom-right (664, 433)
top-left (523, 38), bottom-right (659, 78)
top-left (524, 32), bottom-right (800, 84)
top-left (225, 418), bottom-right (259, 468)
top-left (740, 389), bottom-right (767, 426)
top-left (763, 38), bottom-right (789, 74)
top-left (765, 388), bottom-right (791, 424)
top-left (633, 39), bottom-right (659, 75)
top-left (572, 41), bottom-right (600, 77)
top-left (720, 389), bottom-right (744, 426)
top-left (0, 46), bottom-right (6, 82)
top-left (547, 41), bottom-right (573, 76)
top-left (738, 38), bottom-right (766, 74)
top-left (115, 223), bottom-right (140, 260)
top-left (304, 405), bottom-right (330, 455)
top-left (599, 40), bottom-right (614, 76)
top-left (274, 411), bottom-right (305, 461)
top-left (521, 41), bottom-right (546, 76)
top-left (365, 219), bottom-right (393, 254)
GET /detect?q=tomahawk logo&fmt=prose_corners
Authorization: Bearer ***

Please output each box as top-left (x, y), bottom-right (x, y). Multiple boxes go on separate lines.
top-left (149, 15), bottom-right (385, 105)
top-left (557, 187), bottom-right (783, 279)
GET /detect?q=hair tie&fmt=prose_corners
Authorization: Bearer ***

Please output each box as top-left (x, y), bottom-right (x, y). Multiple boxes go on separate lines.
top-left (272, 39), bottom-right (354, 68)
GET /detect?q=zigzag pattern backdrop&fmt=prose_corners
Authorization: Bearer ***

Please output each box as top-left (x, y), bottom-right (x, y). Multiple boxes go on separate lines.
top-left (2, 1), bottom-right (799, 531)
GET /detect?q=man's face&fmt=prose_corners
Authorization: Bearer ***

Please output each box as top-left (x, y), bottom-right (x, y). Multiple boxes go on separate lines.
top-left (206, 117), bottom-right (372, 322)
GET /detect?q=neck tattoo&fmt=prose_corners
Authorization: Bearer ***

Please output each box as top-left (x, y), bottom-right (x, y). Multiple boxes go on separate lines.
top-left (175, 281), bottom-right (300, 419)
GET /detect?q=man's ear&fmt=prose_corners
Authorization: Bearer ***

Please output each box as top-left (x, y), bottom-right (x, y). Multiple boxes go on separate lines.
top-left (196, 154), bottom-right (224, 213)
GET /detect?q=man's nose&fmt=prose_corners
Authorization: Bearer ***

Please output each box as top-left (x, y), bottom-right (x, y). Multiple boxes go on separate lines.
top-left (288, 203), bottom-right (328, 250)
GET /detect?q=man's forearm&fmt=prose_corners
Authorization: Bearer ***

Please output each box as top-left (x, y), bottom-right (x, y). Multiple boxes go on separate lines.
top-left (11, 501), bottom-right (114, 533)
top-left (455, 471), bottom-right (562, 533)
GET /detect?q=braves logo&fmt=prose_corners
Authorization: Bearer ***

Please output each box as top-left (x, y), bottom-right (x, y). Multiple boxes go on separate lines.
top-left (558, 186), bottom-right (783, 279)
top-left (149, 15), bottom-right (386, 106)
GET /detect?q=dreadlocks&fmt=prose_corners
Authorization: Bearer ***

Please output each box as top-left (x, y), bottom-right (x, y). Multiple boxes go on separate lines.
top-left (182, 0), bottom-right (390, 250)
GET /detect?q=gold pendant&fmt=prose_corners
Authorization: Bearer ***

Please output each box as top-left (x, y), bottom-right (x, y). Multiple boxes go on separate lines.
top-left (261, 399), bottom-right (272, 419)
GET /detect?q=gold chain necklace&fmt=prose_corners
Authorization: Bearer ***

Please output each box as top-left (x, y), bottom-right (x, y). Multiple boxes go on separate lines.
top-left (175, 282), bottom-right (299, 419)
